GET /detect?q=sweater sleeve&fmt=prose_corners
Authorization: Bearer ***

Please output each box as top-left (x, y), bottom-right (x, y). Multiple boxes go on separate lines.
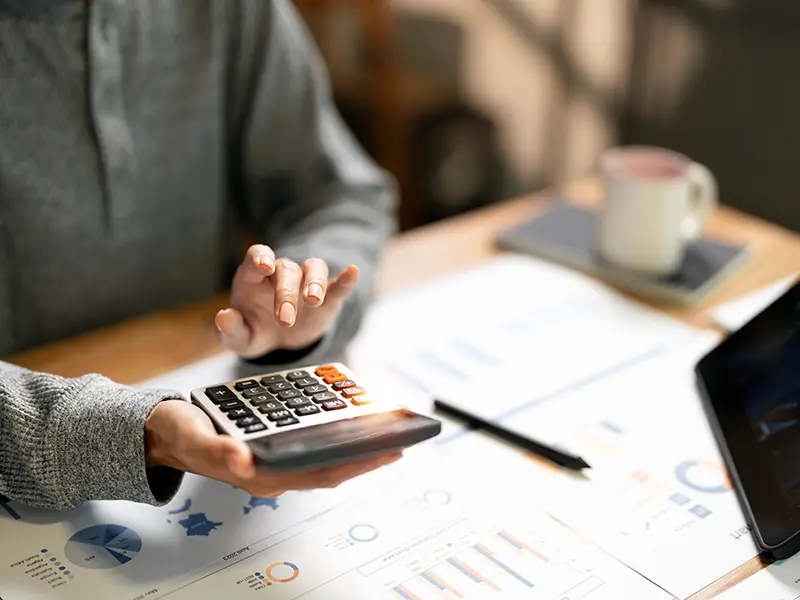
top-left (226, 0), bottom-right (398, 366)
top-left (0, 361), bottom-right (185, 510)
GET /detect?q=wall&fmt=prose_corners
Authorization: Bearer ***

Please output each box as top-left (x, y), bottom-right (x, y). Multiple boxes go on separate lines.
top-left (389, 0), bottom-right (635, 190)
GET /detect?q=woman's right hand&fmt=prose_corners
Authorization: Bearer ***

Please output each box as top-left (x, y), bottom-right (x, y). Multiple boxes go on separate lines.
top-left (144, 400), bottom-right (401, 497)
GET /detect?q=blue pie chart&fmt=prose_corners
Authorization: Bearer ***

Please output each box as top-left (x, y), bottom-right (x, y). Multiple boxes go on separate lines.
top-left (65, 525), bottom-right (142, 569)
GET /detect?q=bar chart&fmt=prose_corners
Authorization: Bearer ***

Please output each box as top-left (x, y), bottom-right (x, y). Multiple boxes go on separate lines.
top-left (386, 525), bottom-right (604, 600)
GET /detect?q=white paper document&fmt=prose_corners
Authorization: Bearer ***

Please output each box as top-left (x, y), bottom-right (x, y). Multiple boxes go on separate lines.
top-left (710, 273), bottom-right (797, 331)
top-left (348, 254), bottom-right (694, 421)
top-left (0, 453), bottom-right (672, 600)
top-left (444, 333), bottom-right (759, 599)
top-left (716, 554), bottom-right (800, 600)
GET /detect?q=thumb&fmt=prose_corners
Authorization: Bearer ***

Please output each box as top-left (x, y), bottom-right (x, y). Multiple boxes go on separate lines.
top-left (215, 308), bottom-right (253, 355)
top-left (326, 265), bottom-right (359, 303)
top-left (186, 424), bottom-right (255, 480)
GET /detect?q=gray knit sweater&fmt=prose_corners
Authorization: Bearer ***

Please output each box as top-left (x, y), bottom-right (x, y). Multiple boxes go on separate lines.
top-left (0, 0), bottom-right (396, 510)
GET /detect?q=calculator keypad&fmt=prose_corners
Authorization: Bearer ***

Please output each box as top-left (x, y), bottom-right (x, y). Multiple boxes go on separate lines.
top-left (277, 389), bottom-right (302, 401)
top-left (206, 386), bottom-right (236, 403)
top-left (285, 397), bottom-right (312, 409)
top-left (234, 380), bottom-right (260, 391)
top-left (257, 401), bottom-right (284, 412)
top-left (312, 391), bottom-right (336, 403)
top-left (264, 409), bottom-right (292, 421)
top-left (285, 370), bottom-right (309, 381)
top-left (203, 365), bottom-right (376, 435)
top-left (322, 399), bottom-right (347, 411)
top-left (268, 382), bottom-right (292, 393)
top-left (219, 399), bottom-right (245, 411)
top-left (293, 377), bottom-right (318, 389)
top-left (228, 407), bottom-right (253, 419)
top-left (242, 386), bottom-right (269, 398)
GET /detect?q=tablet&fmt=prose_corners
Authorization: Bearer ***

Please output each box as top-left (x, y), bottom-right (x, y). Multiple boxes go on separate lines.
top-left (696, 279), bottom-right (800, 558)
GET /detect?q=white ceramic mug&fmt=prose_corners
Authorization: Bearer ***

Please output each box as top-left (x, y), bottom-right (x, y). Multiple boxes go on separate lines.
top-left (597, 146), bottom-right (718, 276)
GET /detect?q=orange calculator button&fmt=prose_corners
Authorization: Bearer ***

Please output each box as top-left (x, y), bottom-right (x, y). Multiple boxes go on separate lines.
top-left (340, 386), bottom-right (366, 398)
top-left (323, 372), bottom-right (347, 384)
top-left (315, 365), bottom-right (339, 376)
top-left (350, 395), bottom-right (374, 406)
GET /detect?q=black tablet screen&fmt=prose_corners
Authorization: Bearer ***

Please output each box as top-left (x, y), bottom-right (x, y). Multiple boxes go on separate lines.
top-left (699, 280), bottom-right (800, 550)
top-left (727, 321), bottom-right (800, 510)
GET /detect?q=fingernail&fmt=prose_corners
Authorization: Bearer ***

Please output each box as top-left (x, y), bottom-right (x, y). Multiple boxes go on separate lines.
top-left (257, 255), bottom-right (274, 269)
top-left (221, 310), bottom-right (243, 337)
top-left (307, 283), bottom-right (323, 301)
top-left (279, 302), bottom-right (296, 326)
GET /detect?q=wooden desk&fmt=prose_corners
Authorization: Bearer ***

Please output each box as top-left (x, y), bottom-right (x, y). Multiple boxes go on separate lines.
top-left (7, 179), bottom-right (800, 598)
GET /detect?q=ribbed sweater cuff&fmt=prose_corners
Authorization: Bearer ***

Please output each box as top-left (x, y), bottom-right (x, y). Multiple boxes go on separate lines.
top-left (50, 375), bottom-right (185, 508)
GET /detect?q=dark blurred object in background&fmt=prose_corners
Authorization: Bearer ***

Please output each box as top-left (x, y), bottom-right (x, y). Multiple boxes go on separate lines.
top-left (412, 104), bottom-right (519, 224)
top-left (294, 1), bottom-right (519, 230)
top-left (622, 0), bottom-right (800, 232)
top-left (296, 0), bottom-right (800, 235)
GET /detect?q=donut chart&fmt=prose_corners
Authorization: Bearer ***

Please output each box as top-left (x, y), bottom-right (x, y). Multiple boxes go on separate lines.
top-left (675, 460), bottom-right (732, 494)
top-left (65, 525), bottom-right (142, 569)
top-left (348, 523), bottom-right (379, 543)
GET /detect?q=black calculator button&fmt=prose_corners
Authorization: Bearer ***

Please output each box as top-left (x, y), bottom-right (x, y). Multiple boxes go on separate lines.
top-left (236, 416), bottom-right (260, 428)
top-left (312, 391), bottom-right (337, 403)
top-left (244, 423), bottom-right (268, 434)
top-left (234, 380), bottom-right (259, 391)
top-left (285, 397), bottom-right (311, 409)
top-left (228, 407), bottom-right (253, 419)
top-left (295, 405), bottom-right (320, 416)
top-left (285, 370), bottom-right (309, 381)
top-left (258, 401), bottom-right (285, 412)
top-left (206, 386), bottom-right (236, 403)
top-left (305, 384), bottom-right (328, 396)
top-left (268, 381), bottom-right (292, 393)
top-left (276, 416), bottom-right (300, 427)
top-left (218, 399), bottom-right (245, 411)
top-left (248, 394), bottom-right (276, 406)
top-left (261, 375), bottom-right (286, 386)
top-left (321, 399), bottom-right (347, 411)
top-left (278, 389), bottom-right (302, 400)
top-left (332, 380), bottom-right (356, 391)
top-left (264, 409), bottom-right (292, 421)
top-left (242, 386), bottom-right (268, 398)
top-left (293, 377), bottom-right (318, 389)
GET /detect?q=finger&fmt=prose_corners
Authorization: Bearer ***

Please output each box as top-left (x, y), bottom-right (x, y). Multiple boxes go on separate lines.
top-left (273, 258), bottom-right (303, 327)
top-left (215, 308), bottom-right (253, 354)
top-left (326, 265), bottom-right (360, 303)
top-left (302, 258), bottom-right (329, 307)
top-left (236, 245), bottom-right (276, 285)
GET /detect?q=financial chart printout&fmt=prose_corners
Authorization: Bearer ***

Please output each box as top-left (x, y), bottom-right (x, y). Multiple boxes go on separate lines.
top-left (0, 454), bottom-right (672, 600)
top-left (444, 334), bottom-right (758, 599)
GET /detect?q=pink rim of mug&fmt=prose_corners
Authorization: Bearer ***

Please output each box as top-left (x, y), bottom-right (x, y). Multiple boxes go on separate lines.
top-left (602, 146), bottom-right (693, 181)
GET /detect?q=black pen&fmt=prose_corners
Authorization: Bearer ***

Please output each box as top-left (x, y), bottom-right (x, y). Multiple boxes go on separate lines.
top-left (433, 399), bottom-right (591, 471)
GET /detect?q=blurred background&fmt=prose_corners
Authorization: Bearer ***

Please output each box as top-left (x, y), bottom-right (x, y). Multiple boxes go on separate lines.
top-left (293, 0), bottom-right (800, 232)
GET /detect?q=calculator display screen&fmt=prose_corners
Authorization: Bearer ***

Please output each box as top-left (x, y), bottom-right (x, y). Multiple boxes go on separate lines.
top-left (271, 410), bottom-right (418, 449)
top-left (248, 408), bottom-right (439, 467)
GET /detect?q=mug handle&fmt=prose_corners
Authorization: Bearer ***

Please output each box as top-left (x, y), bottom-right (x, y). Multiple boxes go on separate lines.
top-left (682, 162), bottom-right (719, 240)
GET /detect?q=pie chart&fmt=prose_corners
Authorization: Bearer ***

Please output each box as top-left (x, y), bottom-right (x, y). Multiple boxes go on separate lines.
top-left (65, 525), bottom-right (142, 569)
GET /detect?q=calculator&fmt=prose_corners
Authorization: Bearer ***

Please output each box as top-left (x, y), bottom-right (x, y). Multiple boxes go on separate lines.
top-left (191, 363), bottom-right (441, 470)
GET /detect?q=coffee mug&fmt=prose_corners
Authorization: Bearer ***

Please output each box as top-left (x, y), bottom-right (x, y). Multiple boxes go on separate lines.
top-left (596, 146), bottom-right (718, 276)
